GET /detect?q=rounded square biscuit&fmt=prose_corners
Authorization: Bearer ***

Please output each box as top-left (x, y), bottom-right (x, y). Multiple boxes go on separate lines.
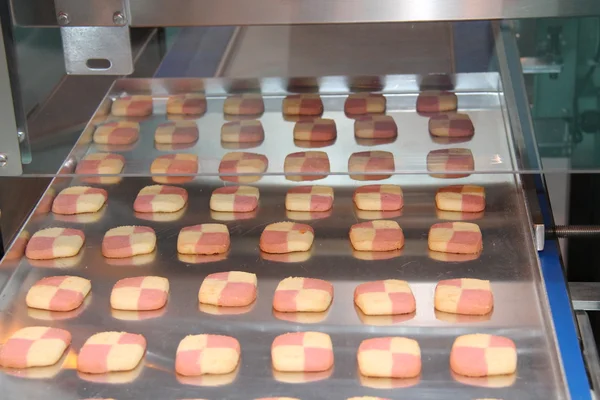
top-left (271, 332), bottom-right (333, 372)
top-left (26, 228), bottom-right (85, 260)
top-left (111, 276), bottom-right (169, 311)
top-left (428, 222), bottom-right (482, 254)
top-left (93, 121), bottom-right (140, 145)
top-left (77, 331), bottom-right (146, 374)
top-left (353, 185), bottom-right (402, 211)
top-left (176, 334), bottom-right (240, 376)
top-left (344, 93), bottom-right (386, 115)
top-left (435, 278), bottom-right (493, 315)
top-left (436, 185), bottom-right (485, 212)
top-left (177, 224), bottom-right (230, 255)
top-left (354, 115), bottom-right (397, 139)
top-left (416, 91), bottom-right (457, 114)
top-left (294, 118), bottom-right (337, 142)
top-left (358, 337), bottom-right (420, 378)
top-left (198, 271), bottom-right (257, 307)
top-left (210, 186), bottom-right (259, 212)
top-left (354, 280), bottom-right (415, 316)
top-left (219, 152), bottom-right (268, 183)
top-left (450, 334), bottom-right (517, 377)
top-left (26, 276), bottom-right (91, 311)
top-left (427, 148), bottom-right (474, 179)
top-left (285, 186), bottom-right (333, 212)
top-left (111, 95), bottom-right (153, 117)
top-left (133, 185), bottom-right (188, 213)
top-left (260, 222), bottom-right (314, 254)
top-left (0, 327), bottom-right (71, 368)
top-left (151, 153), bottom-right (198, 184)
top-left (102, 226), bottom-right (156, 258)
top-left (155, 121), bottom-right (199, 144)
top-left (167, 94), bottom-right (206, 115)
top-left (429, 113), bottom-right (474, 138)
top-left (224, 94), bottom-right (264, 115)
top-left (348, 151), bottom-right (394, 181)
top-left (284, 151), bottom-right (330, 182)
top-left (75, 153), bottom-right (125, 185)
top-left (273, 277), bottom-right (333, 312)
top-left (349, 220), bottom-right (404, 252)
top-left (221, 120), bottom-right (264, 143)
top-left (283, 94), bottom-right (323, 116)
top-left (52, 186), bottom-right (108, 215)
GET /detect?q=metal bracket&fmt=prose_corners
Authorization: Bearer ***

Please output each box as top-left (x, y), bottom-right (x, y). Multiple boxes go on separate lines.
top-left (54, 0), bottom-right (127, 27)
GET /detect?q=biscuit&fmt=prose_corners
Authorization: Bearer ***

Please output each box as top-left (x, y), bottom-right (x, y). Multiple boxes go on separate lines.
top-left (224, 94), bottom-right (264, 115)
top-left (155, 121), bottom-right (199, 144)
top-left (28, 295), bottom-right (90, 321)
top-left (198, 271), bottom-right (257, 307)
top-left (353, 185), bottom-right (402, 211)
top-left (283, 94), bottom-right (323, 116)
top-left (435, 278), bottom-right (493, 315)
top-left (450, 334), bottom-right (517, 377)
top-left (354, 280), bottom-right (415, 315)
top-left (176, 334), bottom-right (240, 376)
top-left (354, 116), bottom-right (397, 139)
top-left (26, 228), bottom-right (85, 260)
top-left (75, 153), bottom-right (125, 184)
top-left (358, 337), bottom-right (421, 378)
top-left (294, 118), bottom-right (337, 142)
top-left (167, 94), bottom-right (207, 115)
top-left (285, 186), bottom-right (333, 212)
top-left (260, 222), bottom-right (314, 254)
top-left (78, 363), bottom-right (144, 384)
top-left (219, 152), bottom-right (268, 183)
top-left (427, 148), bottom-right (474, 178)
top-left (93, 121), bottom-right (140, 145)
top-left (344, 93), bottom-right (386, 115)
top-left (177, 224), bottom-right (230, 255)
top-left (349, 220), bottom-right (404, 252)
top-left (221, 120), bottom-right (264, 143)
top-left (151, 153), bottom-right (198, 184)
top-left (111, 95), bottom-right (153, 117)
top-left (271, 332), bottom-right (333, 372)
top-left (210, 186), bottom-right (259, 212)
top-left (436, 185), bottom-right (485, 212)
top-left (26, 276), bottom-right (91, 311)
top-left (110, 276), bottom-right (169, 311)
top-left (77, 331), bottom-right (146, 374)
top-left (133, 185), bottom-right (188, 213)
top-left (52, 186), bottom-right (108, 215)
top-left (284, 151), bottom-right (330, 181)
top-left (348, 151), bottom-right (394, 181)
top-left (0, 327), bottom-right (71, 368)
top-left (273, 277), bottom-right (333, 312)
top-left (429, 113), bottom-right (474, 138)
top-left (416, 91), bottom-right (457, 114)
top-left (102, 226), bottom-right (156, 258)
top-left (428, 222), bottom-right (482, 254)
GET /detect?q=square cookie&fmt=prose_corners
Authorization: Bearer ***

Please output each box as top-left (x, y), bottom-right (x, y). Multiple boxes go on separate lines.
top-left (354, 115), bottom-right (397, 139)
top-left (198, 271), bottom-right (257, 307)
top-left (221, 120), bottom-right (264, 143)
top-left (219, 152), bottom-right (268, 183)
top-left (436, 185), bottom-right (485, 212)
top-left (155, 121), bottom-right (199, 144)
top-left (273, 277), bottom-right (333, 312)
top-left (349, 220), bottom-right (404, 252)
top-left (26, 276), bottom-right (91, 311)
top-left (429, 113), bottom-right (474, 138)
top-left (353, 185), bottom-right (403, 211)
top-left (177, 224), bottom-right (230, 255)
top-left (93, 121), bottom-right (140, 145)
top-left (167, 94), bottom-right (206, 115)
top-left (111, 95), bottom-right (153, 117)
top-left (77, 331), bottom-right (147, 374)
top-left (358, 337), bottom-right (421, 378)
top-left (435, 278), bottom-right (493, 315)
top-left (75, 153), bottom-right (125, 184)
top-left (450, 334), bottom-right (517, 377)
top-left (344, 93), bottom-right (386, 115)
top-left (284, 151), bottom-right (330, 181)
top-left (210, 186), bottom-right (259, 212)
top-left (102, 226), bottom-right (156, 258)
top-left (283, 94), bottom-right (323, 116)
top-left (133, 185), bottom-right (188, 213)
top-left (151, 153), bottom-right (198, 184)
top-left (111, 276), bottom-right (169, 311)
top-left (416, 91), bottom-right (457, 114)
top-left (272, 332), bottom-right (333, 372)
top-left (294, 118), bottom-right (337, 142)
top-left (348, 151), bottom-right (394, 181)
top-left (285, 186), bottom-right (333, 212)
top-left (26, 228), bottom-right (85, 260)
top-left (176, 334), bottom-right (240, 376)
top-left (0, 326), bottom-right (71, 368)
top-left (354, 280), bottom-right (415, 315)
top-left (52, 186), bottom-right (108, 215)
top-left (426, 148), bottom-right (474, 178)
top-left (260, 222), bottom-right (314, 254)
top-left (224, 94), bottom-right (264, 115)
top-left (428, 222), bottom-right (482, 254)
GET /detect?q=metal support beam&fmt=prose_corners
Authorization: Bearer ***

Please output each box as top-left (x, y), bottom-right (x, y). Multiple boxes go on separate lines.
top-left (570, 282), bottom-right (600, 311)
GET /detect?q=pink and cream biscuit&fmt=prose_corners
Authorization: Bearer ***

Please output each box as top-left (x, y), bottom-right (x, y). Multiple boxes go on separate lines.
top-left (354, 280), bottom-right (415, 315)
top-left (0, 327), bottom-right (71, 368)
top-left (344, 93), bottom-right (386, 115)
top-left (26, 228), bottom-right (85, 260)
top-left (284, 151), bottom-right (330, 181)
top-left (349, 220), bottom-right (404, 252)
top-left (283, 94), bottom-right (323, 116)
top-left (354, 115), bottom-right (397, 139)
top-left (426, 148), bottom-right (474, 178)
top-left (260, 222), bottom-right (314, 254)
top-left (429, 113), bottom-right (474, 138)
top-left (77, 331), bottom-right (147, 374)
top-left (75, 152), bottom-right (125, 183)
top-left (436, 185), bottom-right (485, 212)
top-left (224, 94), bottom-right (264, 115)
top-left (271, 332), bottom-right (333, 372)
top-left (155, 121), bottom-right (199, 144)
top-left (52, 186), bottom-right (108, 215)
top-left (357, 337), bottom-right (421, 378)
top-left (210, 186), bottom-right (259, 212)
top-left (353, 185), bottom-right (403, 211)
top-left (167, 94), bottom-right (206, 115)
top-left (102, 226), bottom-right (156, 258)
top-left (435, 278), bottom-right (493, 315)
top-left (294, 118), bottom-right (337, 142)
top-left (111, 95), bottom-right (153, 117)
top-left (348, 151), bottom-right (395, 181)
top-left (26, 276), bottom-right (91, 311)
top-left (198, 271), bottom-right (257, 307)
top-left (93, 121), bottom-right (140, 145)
top-left (428, 222), bottom-right (482, 254)
top-left (416, 91), bottom-right (457, 114)
top-left (219, 152), bottom-right (268, 183)
top-left (151, 153), bottom-right (198, 184)
top-left (133, 185), bottom-right (188, 213)
top-left (221, 120), bottom-right (264, 143)
top-left (273, 277), bottom-right (333, 312)
top-left (176, 334), bottom-right (240, 376)
top-left (177, 224), bottom-right (230, 255)
top-left (285, 186), bottom-right (333, 212)
top-left (110, 276), bottom-right (169, 311)
top-left (450, 334), bottom-right (517, 377)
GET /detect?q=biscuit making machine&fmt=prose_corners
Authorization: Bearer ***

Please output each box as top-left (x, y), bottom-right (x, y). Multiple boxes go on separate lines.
top-left (0, 1), bottom-right (599, 400)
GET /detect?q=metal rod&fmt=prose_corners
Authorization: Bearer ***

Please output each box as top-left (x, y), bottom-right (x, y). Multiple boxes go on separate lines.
top-left (546, 225), bottom-right (600, 238)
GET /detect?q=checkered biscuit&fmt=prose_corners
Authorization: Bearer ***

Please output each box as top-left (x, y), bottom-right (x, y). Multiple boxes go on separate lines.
top-left (285, 186), bottom-right (333, 212)
top-left (111, 95), bottom-right (153, 117)
top-left (427, 148), bottom-right (474, 179)
top-left (349, 220), bottom-right (404, 252)
top-left (428, 222), bottom-right (482, 254)
top-left (294, 118), bottom-right (337, 142)
top-left (176, 334), bottom-right (240, 376)
top-left (416, 91), bottom-right (457, 114)
top-left (271, 332), bottom-right (333, 372)
top-left (210, 186), bottom-right (259, 212)
top-left (219, 152), bottom-right (268, 183)
top-left (102, 226), bottom-right (156, 258)
top-left (155, 121), bottom-right (199, 144)
top-left (167, 94), bottom-right (207, 115)
top-left (26, 276), bottom-right (91, 311)
top-left (0, 327), bottom-right (71, 368)
top-left (93, 121), bottom-right (140, 145)
top-left (111, 276), bottom-right (169, 311)
top-left (133, 185), bottom-right (188, 213)
top-left (28, 294), bottom-right (90, 321)
top-left (450, 334), bottom-right (517, 377)
top-left (429, 113), bottom-right (474, 138)
top-left (75, 153), bottom-right (125, 184)
top-left (260, 222), bottom-right (314, 254)
top-left (354, 116), bottom-right (397, 139)
top-left (177, 224), bottom-right (230, 255)
top-left (198, 271), bottom-right (257, 307)
top-left (273, 277), bottom-right (333, 313)
top-left (284, 151), bottom-right (330, 182)
top-left (354, 279), bottom-right (415, 316)
top-left (221, 120), bottom-right (264, 143)
top-left (348, 151), bottom-right (395, 181)
top-left (283, 94), bottom-right (323, 116)
top-left (25, 228), bottom-right (85, 260)
top-left (344, 93), bottom-right (386, 115)
top-left (353, 185), bottom-right (403, 211)
top-left (435, 278), bottom-right (493, 315)
top-left (224, 94), bottom-right (264, 115)
top-left (151, 153), bottom-right (198, 184)
top-left (358, 337), bottom-right (421, 378)
top-left (436, 185), bottom-right (485, 213)
top-left (52, 186), bottom-right (108, 215)
top-left (77, 331), bottom-right (146, 374)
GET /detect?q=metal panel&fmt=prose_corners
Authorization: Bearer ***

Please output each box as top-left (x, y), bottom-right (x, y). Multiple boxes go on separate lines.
top-left (54, 0), bottom-right (126, 26)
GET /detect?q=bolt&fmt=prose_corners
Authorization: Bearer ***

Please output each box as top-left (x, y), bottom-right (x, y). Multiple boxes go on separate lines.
top-left (17, 131), bottom-right (25, 143)
top-left (112, 11), bottom-right (126, 25)
top-left (57, 12), bottom-right (70, 26)
top-left (0, 154), bottom-right (7, 167)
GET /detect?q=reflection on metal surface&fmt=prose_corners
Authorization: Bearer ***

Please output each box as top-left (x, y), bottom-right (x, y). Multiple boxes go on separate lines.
top-left (273, 310), bottom-right (329, 324)
top-left (78, 362), bottom-right (145, 384)
top-left (27, 294), bottom-right (91, 321)
top-left (111, 307), bottom-right (166, 320)
top-left (451, 370), bottom-right (517, 388)
top-left (177, 366), bottom-right (239, 386)
top-left (355, 308), bottom-right (415, 326)
top-left (434, 309), bottom-right (492, 324)
top-left (272, 368), bottom-right (333, 384)
top-left (359, 372), bottom-right (420, 389)
top-left (199, 303), bottom-right (255, 316)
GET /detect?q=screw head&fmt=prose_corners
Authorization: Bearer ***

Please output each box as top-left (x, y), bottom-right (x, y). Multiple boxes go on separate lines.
top-left (17, 131), bottom-right (25, 143)
top-left (0, 154), bottom-right (7, 167)
top-left (112, 11), bottom-right (126, 25)
top-left (57, 12), bottom-right (70, 26)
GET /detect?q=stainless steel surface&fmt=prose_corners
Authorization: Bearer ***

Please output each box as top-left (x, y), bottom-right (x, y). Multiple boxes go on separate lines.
top-left (535, 224), bottom-right (545, 251)
top-left (520, 57), bottom-right (563, 75)
top-left (577, 311), bottom-right (600, 394)
top-left (54, 0), bottom-right (126, 27)
top-left (570, 282), bottom-right (600, 311)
